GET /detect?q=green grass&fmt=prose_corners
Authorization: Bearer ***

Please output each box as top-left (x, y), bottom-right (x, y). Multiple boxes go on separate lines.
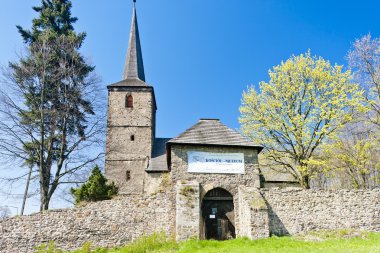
top-left (35, 231), bottom-right (380, 253)
top-left (175, 234), bottom-right (380, 253)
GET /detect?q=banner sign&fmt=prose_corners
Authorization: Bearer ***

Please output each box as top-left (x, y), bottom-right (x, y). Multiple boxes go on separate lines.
top-left (187, 151), bottom-right (245, 174)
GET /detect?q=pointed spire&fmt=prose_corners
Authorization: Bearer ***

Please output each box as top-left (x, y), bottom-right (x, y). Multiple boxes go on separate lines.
top-left (123, 0), bottom-right (145, 81)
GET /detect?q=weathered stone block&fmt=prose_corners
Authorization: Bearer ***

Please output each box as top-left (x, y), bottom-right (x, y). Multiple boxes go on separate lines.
top-left (176, 181), bottom-right (200, 241)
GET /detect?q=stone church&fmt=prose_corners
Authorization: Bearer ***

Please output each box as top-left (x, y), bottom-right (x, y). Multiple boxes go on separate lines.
top-left (2, 3), bottom-right (380, 252)
top-left (104, 2), bottom-right (294, 240)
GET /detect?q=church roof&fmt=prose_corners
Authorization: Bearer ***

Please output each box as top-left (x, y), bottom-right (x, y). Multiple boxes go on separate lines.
top-left (122, 1), bottom-right (146, 82)
top-left (167, 119), bottom-right (263, 150)
top-left (146, 138), bottom-right (171, 172)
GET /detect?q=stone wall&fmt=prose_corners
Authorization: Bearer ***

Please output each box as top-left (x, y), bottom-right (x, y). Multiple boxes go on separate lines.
top-left (144, 172), bottom-right (168, 195)
top-left (0, 192), bottom-right (175, 253)
top-left (105, 86), bottom-right (156, 194)
top-left (260, 188), bottom-right (380, 236)
top-left (175, 181), bottom-right (200, 241)
top-left (2, 188), bottom-right (380, 253)
top-left (106, 159), bottom-right (149, 194)
top-left (106, 88), bottom-right (155, 128)
top-left (169, 144), bottom-right (262, 237)
top-left (238, 186), bottom-right (269, 239)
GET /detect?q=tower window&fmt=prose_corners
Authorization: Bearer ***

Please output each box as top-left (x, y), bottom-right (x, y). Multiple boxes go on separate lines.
top-left (126, 95), bottom-right (133, 108)
top-left (130, 135), bottom-right (135, 141)
top-left (126, 170), bottom-right (131, 181)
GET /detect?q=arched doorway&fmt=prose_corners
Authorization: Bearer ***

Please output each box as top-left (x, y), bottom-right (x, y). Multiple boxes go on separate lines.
top-left (201, 188), bottom-right (235, 240)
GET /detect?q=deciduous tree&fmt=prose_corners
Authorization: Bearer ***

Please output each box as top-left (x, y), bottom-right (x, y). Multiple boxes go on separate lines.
top-left (321, 122), bottom-right (380, 189)
top-left (318, 34), bottom-right (380, 189)
top-left (240, 51), bottom-right (366, 188)
top-left (348, 34), bottom-right (380, 127)
top-left (0, 206), bottom-right (11, 220)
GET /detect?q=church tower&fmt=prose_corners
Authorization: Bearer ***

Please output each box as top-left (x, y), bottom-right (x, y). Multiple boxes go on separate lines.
top-left (105, 1), bottom-right (156, 194)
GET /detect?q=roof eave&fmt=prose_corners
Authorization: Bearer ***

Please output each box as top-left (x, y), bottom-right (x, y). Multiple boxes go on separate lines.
top-left (167, 141), bottom-right (263, 151)
top-left (107, 84), bottom-right (152, 90)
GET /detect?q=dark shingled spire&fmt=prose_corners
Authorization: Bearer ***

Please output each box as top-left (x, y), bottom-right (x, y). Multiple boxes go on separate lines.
top-left (123, 1), bottom-right (145, 81)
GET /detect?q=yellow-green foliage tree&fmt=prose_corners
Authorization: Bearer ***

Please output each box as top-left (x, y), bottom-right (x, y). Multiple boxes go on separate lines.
top-left (322, 122), bottom-right (380, 189)
top-left (240, 51), bottom-right (366, 188)
top-left (318, 34), bottom-right (380, 189)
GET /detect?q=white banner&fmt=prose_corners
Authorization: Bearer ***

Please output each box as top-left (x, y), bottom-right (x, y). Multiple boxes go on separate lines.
top-left (187, 151), bottom-right (245, 174)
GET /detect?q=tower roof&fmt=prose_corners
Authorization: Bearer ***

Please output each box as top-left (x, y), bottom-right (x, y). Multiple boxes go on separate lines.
top-left (123, 1), bottom-right (145, 82)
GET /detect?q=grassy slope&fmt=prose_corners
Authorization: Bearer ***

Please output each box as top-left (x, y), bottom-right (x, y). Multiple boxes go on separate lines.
top-left (100, 231), bottom-right (380, 253)
top-left (175, 235), bottom-right (380, 253)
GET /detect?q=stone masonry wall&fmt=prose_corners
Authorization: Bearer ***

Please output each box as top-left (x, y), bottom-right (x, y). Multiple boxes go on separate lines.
top-left (238, 187), bottom-right (251, 238)
top-left (106, 159), bottom-right (148, 194)
top-left (0, 192), bottom-right (175, 253)
top-left (238, 186), bottom-right (269, 239)
top-left (1, 188), bottom-right (380, 252)
top-left (175, 181), bottom-right (200, 241)
top-left (170, 145), bottom-right (261, 236)
top-left (261, 188), bottom-right (380, 236)
top-left (105, 87), bottom-right (155, 194)
top-left (107, 89), bottom-right (155, 128)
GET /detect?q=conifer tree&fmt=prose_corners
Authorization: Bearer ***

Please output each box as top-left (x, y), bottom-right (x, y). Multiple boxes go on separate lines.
top-left (0, 0), bottom-right (102, 211)
top-left (71, 166), bottom-right (118, 204)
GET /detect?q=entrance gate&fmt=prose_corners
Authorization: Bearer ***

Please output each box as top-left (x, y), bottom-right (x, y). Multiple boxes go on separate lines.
top-left (201, 188), bottom-right (235, 240)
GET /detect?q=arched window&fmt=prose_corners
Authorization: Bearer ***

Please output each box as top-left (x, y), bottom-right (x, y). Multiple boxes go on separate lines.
top-left (126, 95), bottom-right (133, 108)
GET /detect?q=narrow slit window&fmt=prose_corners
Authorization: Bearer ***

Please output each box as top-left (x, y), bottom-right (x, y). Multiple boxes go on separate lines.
top-left (126, 95), bottom-right (133, 108)
top-left (130, 135), bottom-right (135, 141)
top-left (126, 170), bottom-right (131, 181)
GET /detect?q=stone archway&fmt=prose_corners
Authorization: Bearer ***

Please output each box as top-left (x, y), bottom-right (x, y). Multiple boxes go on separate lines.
top-left (201, 187), bottom-right (235, 240)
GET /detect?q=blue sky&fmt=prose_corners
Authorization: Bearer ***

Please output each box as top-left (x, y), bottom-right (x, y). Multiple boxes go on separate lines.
top-left (0, 0), bottom-right (380, 213)
top-left (1, 0), bottom-right (380, 137)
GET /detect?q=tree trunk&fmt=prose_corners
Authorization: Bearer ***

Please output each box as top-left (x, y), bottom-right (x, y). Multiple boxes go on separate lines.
top-left (40, 186), bottom-right (48, 211)
top-left (42, 196), bottom-right (50, 210)
top-left (40, 192), bottom-right (50, 211)
top-left (39, 70), bottom-right (46, 211)
top-left (40, 167), bottom-right (51, 211)
top-left (40, 172), bottom-right (51, 211)
top-left (21, 164), bottom-right (33, 215)
top-left (301, 174), bottom-right (310, 189)
top-left (298, 161), bottom-right (311, 189)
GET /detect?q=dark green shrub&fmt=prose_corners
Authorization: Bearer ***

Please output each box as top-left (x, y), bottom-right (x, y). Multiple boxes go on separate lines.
top-left (71, 166), bottom-right (118, 204)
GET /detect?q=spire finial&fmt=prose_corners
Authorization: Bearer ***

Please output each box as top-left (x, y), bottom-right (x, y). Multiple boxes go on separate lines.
top-left (123, 0), bottom-right (145, 81)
